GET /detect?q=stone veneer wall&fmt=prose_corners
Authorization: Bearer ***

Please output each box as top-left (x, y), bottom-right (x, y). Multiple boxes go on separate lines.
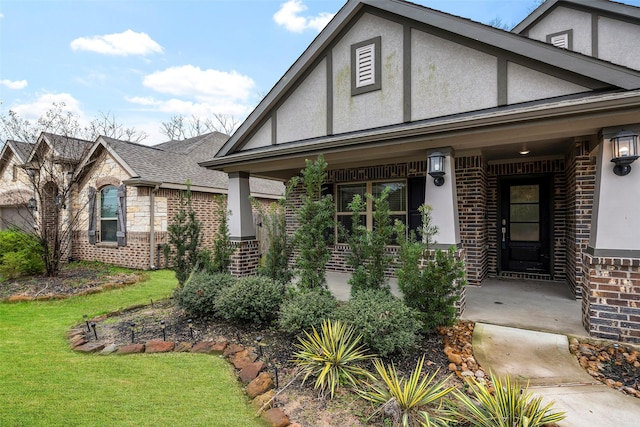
top-left (486, 159), bottom-right (567, 281)
top-left (583, 254), bottom-right (640, 343)
top-left (455, 155), bottom-right (488, 286)
top-left (565, 140), bottom-right (595, 298)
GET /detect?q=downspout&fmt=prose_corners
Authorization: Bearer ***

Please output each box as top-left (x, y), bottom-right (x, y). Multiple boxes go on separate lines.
top-left (149, 185), bottom-right (159, 269)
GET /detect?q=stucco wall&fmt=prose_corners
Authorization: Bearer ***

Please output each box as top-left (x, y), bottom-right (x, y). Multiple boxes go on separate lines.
top-left (598, 16), bottom-right (640, 72)
top-left (277, 58), bottom-right (328, 144)
top-left (526, 6), bottom-right (592, 56)
top-left (507, 62), bottom-right (588, 104)
top-left (241, 119), bottom-right (272, 151)
top-left (411, 30), bottom-right (497, 120)
top-left (332, 12), bottom-right (404, 134)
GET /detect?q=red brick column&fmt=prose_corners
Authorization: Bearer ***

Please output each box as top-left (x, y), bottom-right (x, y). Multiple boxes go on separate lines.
top-left (229, 239), bottom-right (260, 277)
top-left (582, 253), bottom-right (640, 343)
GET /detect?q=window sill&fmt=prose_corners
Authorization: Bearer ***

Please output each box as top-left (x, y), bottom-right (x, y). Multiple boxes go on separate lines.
top-left (96, 242), bottom-right (118, 248)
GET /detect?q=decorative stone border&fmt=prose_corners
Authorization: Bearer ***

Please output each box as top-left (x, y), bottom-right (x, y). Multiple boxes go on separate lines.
top-left (2, 275), bottom-right (142, 303)
top-left (67, 321), bottom-right (294, 427)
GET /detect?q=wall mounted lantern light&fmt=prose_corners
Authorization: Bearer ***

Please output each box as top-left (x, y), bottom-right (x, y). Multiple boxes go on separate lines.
top-left (27, 197), bottom-right (38, 211)
top-left (610, 129), bottom-right (639, 176)
top-left (55, 193), bottom-right (66, 209)
top-left (428, 152), bottom-right (446, 186)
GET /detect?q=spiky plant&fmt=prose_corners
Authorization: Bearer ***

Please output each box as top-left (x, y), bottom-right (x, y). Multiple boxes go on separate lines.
top-left (358, 356), bottom-right (456, 427)
top-left (292, 319), bottom-right (375, 399)
top-left (452, 372), bottom-right (566, 427)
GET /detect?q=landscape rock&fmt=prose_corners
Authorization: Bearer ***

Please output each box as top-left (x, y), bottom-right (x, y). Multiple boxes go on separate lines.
top-left (262, 408), bottom-right (290, 427)
top-left (251, 389), bottom-right (276, 411)
top-left (223, 343), bottom-right (244, 357)
top-left (6, 294), bottom-right (31, 303)
top-left (240, 361), bottom-right (266, 384)
top-left (232, 349), bottom-right (258, 370)
top-left (174, 342), bottom-right (193, 352)
top-left (246, 372), bottom-right (275, 399)
top-left (145, 340), bottom-right (175, 353)
top-left (76, 343), bottom-right (105, 353)
top-left (117, 344), bottom-right (145, 354)
top-left (100, 344), bottom-right (118, 355)
top-left (190, 341), bottom-right (214, 353)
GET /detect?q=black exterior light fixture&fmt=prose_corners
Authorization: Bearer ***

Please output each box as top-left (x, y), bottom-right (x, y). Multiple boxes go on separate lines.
top-left (55, 193), bottom-right (66, 209)
top-left (187, 319), bottom-right (194, 340)
top-left (610, 129), bottom-right (639, 176)
top-left (160, 320), bottom-right (166, 341)
top-left (27, 197), bottom-right (37, 211)
top-left (428, 152), bottom-right (446, 186)
top-left (129, 322), bottom-right (136, 343)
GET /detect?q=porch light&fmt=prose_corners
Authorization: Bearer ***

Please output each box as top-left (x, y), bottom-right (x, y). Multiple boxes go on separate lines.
top-left (55, 193), bottom-right (66, 209)
top-left (610, 130), bottom-right (639, 176)
top-left (27, 197), bottom-right (37, 211)
top-left (428, 152), bottom-right (446, 187)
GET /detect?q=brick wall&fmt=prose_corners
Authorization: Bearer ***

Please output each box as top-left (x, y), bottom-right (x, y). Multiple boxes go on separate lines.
top-left (229, 240), bottom-right (260, 277)
top-left (565, 141), bottom-right (595, 298)
top-left (456, 155), bottom-right (488, 286)
top-left (583, 254), bottom-right (640, 343)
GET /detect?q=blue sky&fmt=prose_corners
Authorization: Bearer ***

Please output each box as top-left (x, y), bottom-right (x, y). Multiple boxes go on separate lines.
top-left (1, 0), bottom-right (638, 144)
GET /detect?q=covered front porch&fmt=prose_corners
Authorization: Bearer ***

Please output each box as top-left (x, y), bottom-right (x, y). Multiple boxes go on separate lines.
top-left (325, 271), bottom-right (586, 336)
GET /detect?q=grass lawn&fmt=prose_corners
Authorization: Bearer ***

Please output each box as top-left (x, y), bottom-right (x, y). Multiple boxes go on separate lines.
top-left (0, 270), bottom-right (266, 427)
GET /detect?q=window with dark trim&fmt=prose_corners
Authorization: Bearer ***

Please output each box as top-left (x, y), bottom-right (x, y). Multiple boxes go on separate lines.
top-left (12, 165), bottom-right (17, 181)
top-left (546, 29), bottom-right (573, 50)
top-left (335, 180), bottom-right (406, 243)
top-left (100, 185), bottom-right (118, 242)
top-left (351, 36), bottom-right (382, 96)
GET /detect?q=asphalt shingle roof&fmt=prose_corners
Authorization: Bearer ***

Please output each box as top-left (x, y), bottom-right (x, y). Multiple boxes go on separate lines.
top-left (101, 132), bottom-right (284, 197)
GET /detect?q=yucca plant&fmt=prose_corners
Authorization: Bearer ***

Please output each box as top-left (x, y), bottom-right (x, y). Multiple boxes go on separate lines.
top-left (453, 372), bottom-right (566, 427)
top-left (358, 356), bottom-right (457, 427)
top-left (292, 319), bottom-right (375, 399)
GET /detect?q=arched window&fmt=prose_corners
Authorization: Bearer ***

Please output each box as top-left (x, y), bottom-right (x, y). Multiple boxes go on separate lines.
top-left (100, 185), bottom-right (118, 242)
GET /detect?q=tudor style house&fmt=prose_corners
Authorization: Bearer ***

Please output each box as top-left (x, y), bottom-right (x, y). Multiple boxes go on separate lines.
top-left (0, 131), bottom-right (284, 271)
top-left (200, 0), bottom-right (640, 342)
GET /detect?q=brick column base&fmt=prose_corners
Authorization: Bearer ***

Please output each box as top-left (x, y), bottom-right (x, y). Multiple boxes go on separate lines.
top-left (582, 254), bottom-right (640, 343)
top-left (229, 239), bottom-right (260, 277)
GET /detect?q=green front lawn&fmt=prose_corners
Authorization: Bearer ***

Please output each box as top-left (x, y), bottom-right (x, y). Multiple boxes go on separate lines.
top-left (0, 270), bottom-right (265, 427)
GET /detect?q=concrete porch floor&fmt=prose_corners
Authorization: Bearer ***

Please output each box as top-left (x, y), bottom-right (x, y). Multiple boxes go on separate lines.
top-left (326, 271), bottom-right (587, 337)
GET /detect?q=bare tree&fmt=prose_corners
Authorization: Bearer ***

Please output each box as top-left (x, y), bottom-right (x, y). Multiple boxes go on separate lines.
top-left (487, 17), bottom-right (513, 31)
top-left (85, 111), bottom-right (148, 143)
top-left (0, 103), bottom-right (136, 276)
top-left (159, 114), bottom-right (240, 140)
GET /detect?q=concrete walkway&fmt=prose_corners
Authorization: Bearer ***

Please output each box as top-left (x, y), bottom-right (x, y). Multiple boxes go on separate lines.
top-left (324, 272), bottom-right (640, 425)
top-left (473, 323), bottom-right (640, 426)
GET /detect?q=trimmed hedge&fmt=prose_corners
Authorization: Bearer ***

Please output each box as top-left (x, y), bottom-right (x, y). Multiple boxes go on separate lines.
top-left (173, 272), bottom-right (236, 318)
top-left (215, 276), bottom-right (286, 324)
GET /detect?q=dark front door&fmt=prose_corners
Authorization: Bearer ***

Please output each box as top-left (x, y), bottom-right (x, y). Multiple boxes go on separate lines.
top-left (500, 177), bottom-right (551, 274)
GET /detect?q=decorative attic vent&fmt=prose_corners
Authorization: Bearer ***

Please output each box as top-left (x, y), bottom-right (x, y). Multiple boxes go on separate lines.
top-left (355, 44), bottom-right (375, 88)
top-left (351, 36), bottom-right (381, 96)
top-left (547, 30), bottom-right (573, 50)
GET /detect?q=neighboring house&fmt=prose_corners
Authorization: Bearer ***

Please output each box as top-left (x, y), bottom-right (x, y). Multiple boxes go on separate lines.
top-left (200, 0), bottom-right (640, 342)
top-left (0, 140), bottom-right (35, 231)
top-left (0, 131), bottom-right (284, 271)
top-left (71, 132), bottom-right (284, 271)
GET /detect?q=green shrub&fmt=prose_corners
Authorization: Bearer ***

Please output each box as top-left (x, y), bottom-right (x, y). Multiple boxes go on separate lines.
top-left (0, 229), bottom-right (44, 280)
top-left (358, 356), bottom-right (456, 427)
top-left (395, 205), bottom-right (466, 332)
top-left (452, 373), bottom-right (566, 427)
top-left (173, 272), bottom-right (236, 318)
top-left (278, 288), bottom-right (338, 333)
top-left (293, 319), bottom-right (375, 399)
top-left (337, 289), bottom-right (421, 358)
top-left (215, 276), bottom-right (286, 324)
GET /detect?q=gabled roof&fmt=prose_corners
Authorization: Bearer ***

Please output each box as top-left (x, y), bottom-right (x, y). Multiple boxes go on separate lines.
top-left (0, 140), bottom-right (34, 176)
top-left (513, 0), bottom-right (640, 34)
top-left (80, 132), bottom-right (284, 197)
top-left (26, 132), bottom-right (93, 164)
top-left (209, 0), bottom-right (640, 162)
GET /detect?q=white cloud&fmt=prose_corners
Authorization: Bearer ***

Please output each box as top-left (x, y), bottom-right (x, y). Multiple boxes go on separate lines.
top-left (142, 65), bottom-right (255, 102)
top-left (1, 79), bottom-right (28, 90)
top-left (10, 93), bottom-right (84, 120)
top-left (273, 0), bottom-right (334, 33)
top-left (127, 95), bottom-right (251, 118)
top-left (70, 29), bottom-right (163, 56)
